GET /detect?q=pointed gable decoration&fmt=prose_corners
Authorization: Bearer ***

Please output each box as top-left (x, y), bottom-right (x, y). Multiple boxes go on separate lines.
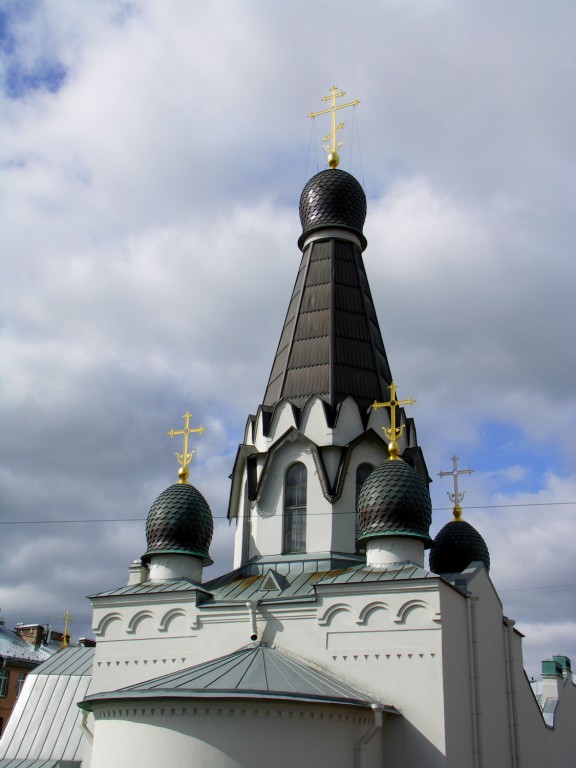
top-left (261, 570), bottom-right (283, 592)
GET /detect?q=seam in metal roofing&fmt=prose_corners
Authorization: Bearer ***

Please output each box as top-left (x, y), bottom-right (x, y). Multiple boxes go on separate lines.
top-left (89, 579), bottom-right (211, 599)
top-left (204, 563), bottom-right (435, 604)
top-left (0, 649), bottom-right (93, 765)
top-left (0, 761), bottom-right (80, 767)
top-left (80, 644), bottom-right (398, 715)
top-left (29, 648), bottom-right (94, 677)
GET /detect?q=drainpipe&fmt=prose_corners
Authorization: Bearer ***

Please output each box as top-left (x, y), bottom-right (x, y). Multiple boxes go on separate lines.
top-left (355, 703), bottom-right (383, 768)
top-left (466, 595), bottom-right (481, 768)
top-left (80, 711), bottom-right (94, 745)
top-left (246, 601), bottom-right (259, 641)
top-left (503, 618), bottom-right (520, 768)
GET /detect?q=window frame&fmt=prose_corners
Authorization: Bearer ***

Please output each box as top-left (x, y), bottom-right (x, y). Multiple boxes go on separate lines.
top-left (283, 462), bottom-right (307, 554)
top-left (0, 669), bottom-right (9, 697)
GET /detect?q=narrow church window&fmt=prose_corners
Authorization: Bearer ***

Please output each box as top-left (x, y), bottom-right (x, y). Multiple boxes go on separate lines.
top-left (356, 463), bottom-right (374, 553)
top-left (284, 462), bottom-right (307, 553)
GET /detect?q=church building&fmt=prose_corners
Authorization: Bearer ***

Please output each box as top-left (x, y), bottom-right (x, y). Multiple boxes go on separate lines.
top-left (1, 93), bottom-right (574, 768)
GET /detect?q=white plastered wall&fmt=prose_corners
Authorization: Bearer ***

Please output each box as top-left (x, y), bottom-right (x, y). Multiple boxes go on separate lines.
top-left (88, 700), bottom-right (373, 768)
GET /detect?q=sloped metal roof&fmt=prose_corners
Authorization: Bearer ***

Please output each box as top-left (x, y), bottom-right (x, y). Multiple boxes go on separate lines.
top-left (80, 644), bottom-right (398, 714)
top-left (89, 578), bottom-right (207, 599)
top-left (28, 647), bottom-right (94, 677)
top-left (0, 761), bottom-right (80, 767)
top-left (262, 238), bottom-right (393, 413)
top-left (0, 627), bottom-right (52, 664)
top-left (0, 648), bottom-right (93, 766)
top-left (204, 563), bottom-right (435, 603)
top-left (91, 564), bottom-right (434, 606)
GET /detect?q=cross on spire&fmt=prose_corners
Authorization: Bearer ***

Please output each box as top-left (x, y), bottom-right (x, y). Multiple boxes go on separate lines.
top-left (168, 412), bottom-right (206, 484)
top-left (371, 382), bottom-right (415, 460)
top-left (60, 610), bottom-right (72, 649)
top-left (308, 85), bottom-right (360, 168)
top-left (437, 455), bottom-right (474, 520)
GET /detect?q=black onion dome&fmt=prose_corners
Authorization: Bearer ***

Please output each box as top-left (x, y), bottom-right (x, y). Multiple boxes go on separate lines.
top-left (143, 483), bottom-right (213, 566)
top-left (429, 519), bottom-right (490, 574)
top-left (357, 459), bottom-right (433, 546)
top-left (298, 169), bottom-right (367, 250)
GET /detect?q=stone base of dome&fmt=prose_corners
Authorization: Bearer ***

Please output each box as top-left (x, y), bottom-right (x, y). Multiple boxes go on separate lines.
top-left (365, 537), bottom-right (425, 568)
top-left (148, 553), bottom-right (203, 583)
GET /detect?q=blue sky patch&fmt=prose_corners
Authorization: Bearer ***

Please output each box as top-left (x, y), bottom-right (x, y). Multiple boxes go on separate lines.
top-left (5, 58), bottom-right (67, 99)
top-left (1, 1), bottom-right (67, 99)
top-left (465, 421), bottom-right (554, 495)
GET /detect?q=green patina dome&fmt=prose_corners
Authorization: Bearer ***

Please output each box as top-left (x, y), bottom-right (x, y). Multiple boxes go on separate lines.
top-left (143, 483), bottom-right (213, 566)
top-left (357, 459), bottom-right (433, 546)
top-left (429, 519), bottom-right (490, 574)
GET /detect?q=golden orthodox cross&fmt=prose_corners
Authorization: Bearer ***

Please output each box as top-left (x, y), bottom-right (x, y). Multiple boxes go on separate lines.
top-left (371, 382), bottom-right (415, 459)
top-left (437, 455), bottom-right (474, 519)
top-left (308, 85), bottom-right (360, 168)
top-left (168, 412), bottom-right (206, 484)
top-left (60, 610), bottom-right (72, 649)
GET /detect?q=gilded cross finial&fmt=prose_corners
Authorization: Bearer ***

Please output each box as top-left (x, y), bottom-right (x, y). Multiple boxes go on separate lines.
top-left (168, 412), bottom-right (206, 484)
top-left (371, 382), bottom-right (415, 460)
top-left (437, 455), bottom-right (474, 520)
top-left (60, 610), bottom-right (72, 649)
top-left (308, 85), bottom-right (360, 169)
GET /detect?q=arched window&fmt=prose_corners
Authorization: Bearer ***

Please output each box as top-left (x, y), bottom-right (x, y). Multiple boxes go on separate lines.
top-left (284, 462), bottom-right (307, 553)
top-left (356, 463), bottom-right (374, 553)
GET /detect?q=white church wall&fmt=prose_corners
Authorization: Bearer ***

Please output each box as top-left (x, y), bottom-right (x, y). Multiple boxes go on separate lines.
top-left (306, 582), bottom-right (448, 761)
top-left (87, 700), bottom-right (373, 768)
top-left (298, 395), bottom-right (364, 446)
top-left (232, 472), bottom-right (249, 569)
top-left (253, 400), bottom-right (296, 452)
top-left (437, 581), bottom-right (475, 768)
top-left (474, 569), bottom-right (520, 767)
top-left (248, 440), bottom-right (334, 558)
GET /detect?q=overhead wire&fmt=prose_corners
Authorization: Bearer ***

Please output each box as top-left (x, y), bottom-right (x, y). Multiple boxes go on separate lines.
top-left (0, 500), bottom-right (574, 525)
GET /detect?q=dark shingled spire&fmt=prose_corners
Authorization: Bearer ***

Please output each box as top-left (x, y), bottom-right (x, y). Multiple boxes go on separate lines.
top-left (262, 169), bottom-right (392, 413)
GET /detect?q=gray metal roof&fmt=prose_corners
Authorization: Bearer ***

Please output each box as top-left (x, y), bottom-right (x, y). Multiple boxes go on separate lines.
top-left (89, 578), bottom-right (208, 599)
top-left (0, 648), bottom-right (93, 766)
top-left (262, 237), bottom-right (393, 414)
top-left (28, 647), bottom-right (94, 677)
top-left (81, 643), bottom-right (398, 714)
top-left (0, 761), bottom-right (80, 767)
top-left (0, 627), bottom-right (52, 665)
top-left (91, 564), bottom-right (434, 606)
top-left (204, 563), bottom-right (435, 604)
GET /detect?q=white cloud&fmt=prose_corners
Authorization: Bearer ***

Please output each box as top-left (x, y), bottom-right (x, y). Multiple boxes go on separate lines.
top-left (1, 0), bottom-right (575, 673)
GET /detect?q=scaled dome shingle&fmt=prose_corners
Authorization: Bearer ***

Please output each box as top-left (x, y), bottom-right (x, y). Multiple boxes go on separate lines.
top-left (143, 483), bottom-right (213, 566)
top-left (298, 169), bottom-right (367, 249)
top-left (429, 519), bottom-right (490, 574)
top-left (357, 459), bottom-right (433, 546)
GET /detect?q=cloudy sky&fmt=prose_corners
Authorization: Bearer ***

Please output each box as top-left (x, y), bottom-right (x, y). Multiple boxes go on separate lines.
top-left (1, 0), bottom-right (574, 678)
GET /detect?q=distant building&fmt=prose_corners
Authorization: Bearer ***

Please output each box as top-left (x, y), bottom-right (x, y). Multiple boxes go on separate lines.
top-left (0, 620), bottom-right (56, 735)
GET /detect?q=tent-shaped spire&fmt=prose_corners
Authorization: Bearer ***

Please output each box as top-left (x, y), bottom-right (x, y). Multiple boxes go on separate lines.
top-left (263, 168), bottom-right (392, 414)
